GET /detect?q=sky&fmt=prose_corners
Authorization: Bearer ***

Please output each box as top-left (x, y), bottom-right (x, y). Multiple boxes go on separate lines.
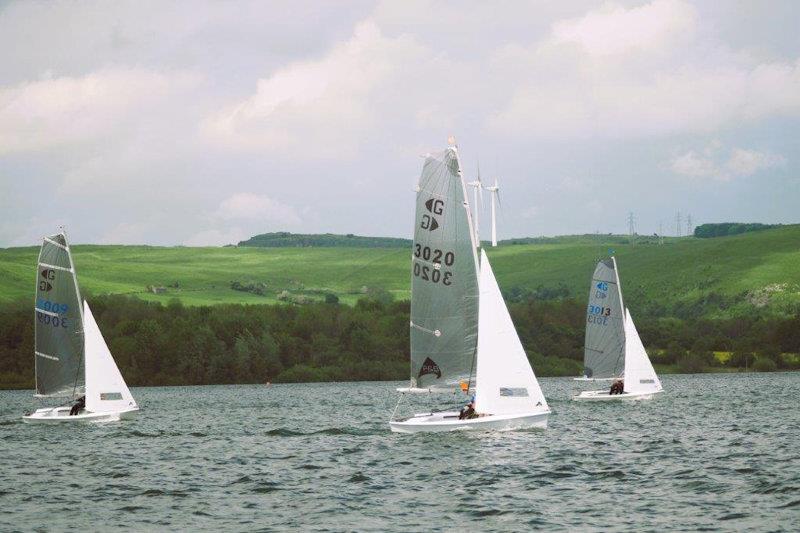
top-left (1, 0), bottom-right (799, 247)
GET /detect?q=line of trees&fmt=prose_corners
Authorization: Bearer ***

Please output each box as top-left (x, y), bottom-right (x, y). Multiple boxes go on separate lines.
top-left (238, 232), bottom-right (411, 248)
top-left (694, 222), bottom-right (780, 238)
top-left (1, 293), bottom-right (798, 389)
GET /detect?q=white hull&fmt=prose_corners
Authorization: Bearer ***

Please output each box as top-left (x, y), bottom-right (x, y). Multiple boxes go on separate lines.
top-left (22, 406), bottom-right (140, 424)
top-left (390, 410), bottom-right (550, 434)
top-left (572, 389), bottom-right (662, 402)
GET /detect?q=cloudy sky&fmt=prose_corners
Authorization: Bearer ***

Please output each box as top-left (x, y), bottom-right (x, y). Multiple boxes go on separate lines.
top-left (1, 0), bottom-right (798, 246)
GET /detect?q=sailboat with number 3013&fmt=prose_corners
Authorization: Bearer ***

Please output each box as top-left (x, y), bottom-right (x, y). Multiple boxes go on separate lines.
top-left (573, 257), bottom-right (663, 401)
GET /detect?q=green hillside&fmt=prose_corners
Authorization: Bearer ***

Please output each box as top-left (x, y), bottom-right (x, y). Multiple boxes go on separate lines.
top-left (1, 225), bottom-right (799, 315)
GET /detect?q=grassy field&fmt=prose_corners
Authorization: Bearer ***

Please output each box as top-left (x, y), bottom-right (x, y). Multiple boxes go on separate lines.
top-left (1, 225), bottom-right (799, 314)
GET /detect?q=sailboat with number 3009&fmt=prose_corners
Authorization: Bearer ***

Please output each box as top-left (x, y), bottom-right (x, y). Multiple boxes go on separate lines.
top-left (23, 231), bottom-right (139, 423)
top-left (389, 145), bottom-right (550, 433)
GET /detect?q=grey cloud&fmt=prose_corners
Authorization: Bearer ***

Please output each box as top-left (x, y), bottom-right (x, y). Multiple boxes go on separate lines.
top-left (1, 0), bottom-right (799, 247)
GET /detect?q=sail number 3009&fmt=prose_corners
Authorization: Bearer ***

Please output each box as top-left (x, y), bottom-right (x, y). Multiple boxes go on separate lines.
top-left (413, 245), bottom-right (455, 285)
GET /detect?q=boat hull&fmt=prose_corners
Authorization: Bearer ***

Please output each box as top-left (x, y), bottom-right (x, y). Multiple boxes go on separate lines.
top-left (22, 406), bottom-right (140, 424)
top-left (390, 410), bottom-right (550, 433)
top-left (572, 389), bottom-right (662, 402)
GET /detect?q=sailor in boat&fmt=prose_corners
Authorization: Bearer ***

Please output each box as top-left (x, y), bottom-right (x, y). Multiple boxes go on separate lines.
top-left (69, 395), bottom-right (86, 416)
top-left (459, 397), bottom-right (482, 420)
top-left (458, 402), bottom-right (476, 420)
top-left (609, 380), bottom-right (624, 395)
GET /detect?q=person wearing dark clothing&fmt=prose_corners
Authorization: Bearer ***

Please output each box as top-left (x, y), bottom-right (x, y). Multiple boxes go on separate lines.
top-left (69, 396), bottom-right (85, 416)
top-left (609, 380), bottom-right (624, 395)
top-left (459, 402), bottom-right (476, 420)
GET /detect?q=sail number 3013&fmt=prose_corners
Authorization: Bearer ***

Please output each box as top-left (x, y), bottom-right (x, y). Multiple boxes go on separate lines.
top-left (587, 305), bottom-right (612, 325)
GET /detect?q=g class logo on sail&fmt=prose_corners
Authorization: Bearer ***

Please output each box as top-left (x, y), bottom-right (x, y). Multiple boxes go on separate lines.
top-left (39, 268), bottom-right (54, 292)
top-left (420, 198), bottom-right (443, 232)
top-left (595, 281), bottom-right (608, 299)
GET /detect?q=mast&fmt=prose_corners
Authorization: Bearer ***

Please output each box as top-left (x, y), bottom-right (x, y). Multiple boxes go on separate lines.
top-left (63, 229), bottom-right (86, 398)
top-left (611, 255), bottom-right (625, 314)
top-left (452, 146), bottom-right (480, 280)
top-left (452, 145), bottom-right (480, 391)
top-left (612, 255), bottom-right (628, 379)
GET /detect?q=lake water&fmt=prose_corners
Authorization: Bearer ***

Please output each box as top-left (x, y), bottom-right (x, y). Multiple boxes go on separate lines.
top-left (1, 373), bottom-right (798, 531)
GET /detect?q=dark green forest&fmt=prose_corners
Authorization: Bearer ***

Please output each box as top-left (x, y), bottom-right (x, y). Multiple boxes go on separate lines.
top-left (2, 290), bottom-right (798, 390)
top-left (694, 222), bottom-right (781, 238)
top-left (238, 231), bottom-right (641, 249)
top-left (238, 232), bottom-right (411, 248)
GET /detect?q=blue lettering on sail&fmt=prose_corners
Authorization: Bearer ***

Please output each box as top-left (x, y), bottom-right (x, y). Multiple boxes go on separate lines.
top-left (36, 298), bottom-right (69, 314)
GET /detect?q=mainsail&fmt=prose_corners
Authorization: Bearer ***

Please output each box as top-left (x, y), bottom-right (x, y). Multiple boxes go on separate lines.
top-left (34, 232), bottom-right (85, 398)
top-left (409, 147), bottom-right (479, 390)
top-left (582, 257), bottom-right (625, 379)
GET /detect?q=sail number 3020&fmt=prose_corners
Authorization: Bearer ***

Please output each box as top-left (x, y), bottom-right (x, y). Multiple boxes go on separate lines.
top-left (414, 244), bottom-right (454, 265)
top-left (413, 245), bottom-right (454, 285)
top-left (414, 263), bottom-right (452, 285)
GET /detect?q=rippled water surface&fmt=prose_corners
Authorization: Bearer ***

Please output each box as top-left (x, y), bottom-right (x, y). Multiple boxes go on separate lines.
top-left (2, 373), bottom-right (799, 531)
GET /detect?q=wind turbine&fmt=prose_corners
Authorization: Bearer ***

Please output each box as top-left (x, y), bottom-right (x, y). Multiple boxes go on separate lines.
top-left (484, 177), bottom-right (500, 247)
top-left (467, 160), bottom-right (483, 246)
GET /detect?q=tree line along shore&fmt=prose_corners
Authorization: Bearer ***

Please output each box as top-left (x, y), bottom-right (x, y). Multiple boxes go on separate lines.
top-left (1, 292), bottom-right (798, 390)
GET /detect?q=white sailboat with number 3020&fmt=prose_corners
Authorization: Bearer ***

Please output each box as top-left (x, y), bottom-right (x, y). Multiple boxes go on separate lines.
top-left (573, 256), bottom-right (663, 401)
top-left (389, 145), bottom-right (550, 433)
top-left (23, 231), bottom-right (139, 423)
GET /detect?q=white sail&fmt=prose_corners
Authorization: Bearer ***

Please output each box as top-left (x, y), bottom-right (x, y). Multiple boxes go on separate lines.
top-left (622, 309), bottom-right (662, 394)
top-left (475, 250), bottom-right (548, 415)
top-left (83, 301), bottom-right (137, 414)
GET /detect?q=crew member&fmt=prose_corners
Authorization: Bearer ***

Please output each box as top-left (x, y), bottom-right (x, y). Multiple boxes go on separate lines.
top-left (69, 395), bottom-right (85, 416)
top-left (459, 401), bottom-right (476, 420)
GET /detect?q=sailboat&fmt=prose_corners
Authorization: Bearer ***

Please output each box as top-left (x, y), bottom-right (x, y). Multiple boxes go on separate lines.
top-left (389, 145), bottom-right (549, 433)
top-left (23, 231), bottom-right (139, 423)
top-left (573, 257), bottom-right (663, 401)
